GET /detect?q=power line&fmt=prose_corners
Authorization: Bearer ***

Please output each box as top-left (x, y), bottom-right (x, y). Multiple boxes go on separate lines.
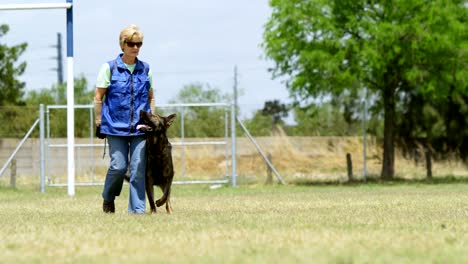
top-left (155, 66), bottom-right (268, 76)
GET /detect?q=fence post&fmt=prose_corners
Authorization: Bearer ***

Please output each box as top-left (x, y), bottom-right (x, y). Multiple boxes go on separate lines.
top-left (10, 159), bottom-right (16, 188)
top-left (265, 153), bottom-right (273, 185)
top-left (231, 103), bottom-right (237, 187)
top-left (236, 117), bottom-right (286, 185)
top-left (425, 150), bottom-right (432, 179)
top-left (40, 104), bottom-right (46, 193)
top-left (346, 153), bottom-right (353, 182)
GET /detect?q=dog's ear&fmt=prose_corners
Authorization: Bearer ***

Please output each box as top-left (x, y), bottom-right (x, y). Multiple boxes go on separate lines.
top-left (140, 110), bottom-right (153, 125)
top-left (165, 113), bottom-right (177, 128)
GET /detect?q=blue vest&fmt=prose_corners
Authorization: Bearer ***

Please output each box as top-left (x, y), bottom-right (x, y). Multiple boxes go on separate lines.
top-left (101, 54), bottom-right (151, 136)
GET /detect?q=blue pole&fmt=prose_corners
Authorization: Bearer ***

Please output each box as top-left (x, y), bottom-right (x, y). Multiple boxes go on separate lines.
top-left (66, 0), bottom-right (75, 196)
top-left (66, 0), bottom-right (73, 57)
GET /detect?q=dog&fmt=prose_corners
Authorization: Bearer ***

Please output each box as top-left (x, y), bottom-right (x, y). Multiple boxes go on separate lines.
top-left (134, 110), bottom-right (177, 214)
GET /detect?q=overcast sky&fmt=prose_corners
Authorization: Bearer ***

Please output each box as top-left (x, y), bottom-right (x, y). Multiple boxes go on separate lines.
top-left (1, 0), bottom-right (291, 118)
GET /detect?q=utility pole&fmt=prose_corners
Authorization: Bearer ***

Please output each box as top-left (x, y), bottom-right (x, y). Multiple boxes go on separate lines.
top-left (233, 65), bottom-right (238, 116)
top-left (51, 32), bottom-right (64, 84)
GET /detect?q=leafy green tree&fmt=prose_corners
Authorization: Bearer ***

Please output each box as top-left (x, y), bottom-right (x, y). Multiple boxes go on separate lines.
top-left (165, 83), bottom-right (231, 138)
top-left (0, 24), bottom-right (27, 106)
top-left (244, 110), bottom-right (276, 136)
top-left (261, 99), bottom-right (289, 133)
top-left (290, 102), bottom-right (361, 136)
top-left (0, 105), bottom-right (38, 138)
top-left (0, 24), bottom-right (31, 137)
top-left (263, 0), bottom-right (467, 179)
top-left (24, 76), bottom-right (94, 137)
top-left (26, 75), bottom-right (92, 105)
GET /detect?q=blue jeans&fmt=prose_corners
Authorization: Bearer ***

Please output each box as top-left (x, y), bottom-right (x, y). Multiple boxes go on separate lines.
top-left (102, 135), bottom-right (147, 213)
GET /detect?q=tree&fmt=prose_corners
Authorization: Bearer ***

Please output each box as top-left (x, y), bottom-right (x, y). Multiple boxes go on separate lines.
top-left (290, 102), bottom-right (361, 136)
top-left (243, 111), bottom-right (272, 136)
top-left (26, 75), bottom-right (93, 105)
top-left (261, 99), bottom-right (289, 134)
top-left (166, 83), bottom-right (231, 138)
top-left (0, 24), bottom-right (27, 106)
top-left (263, 0), bottom-right (467, 179)
top-left (0, 24), bottom-right (29, 138)
top-left (24, 76), bottom-right (94, 137)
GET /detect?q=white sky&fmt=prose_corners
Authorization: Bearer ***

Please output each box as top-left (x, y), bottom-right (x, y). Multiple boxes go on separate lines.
top-left (0, 0), bottom-right (291, 118)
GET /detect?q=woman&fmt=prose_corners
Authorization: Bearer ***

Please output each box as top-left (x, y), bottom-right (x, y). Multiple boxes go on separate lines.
top-left (94, 24), bottom-right (155, 214)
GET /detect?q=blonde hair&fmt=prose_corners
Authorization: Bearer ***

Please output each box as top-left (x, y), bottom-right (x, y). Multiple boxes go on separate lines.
top-left (119, 24), bottom-right (144, 51)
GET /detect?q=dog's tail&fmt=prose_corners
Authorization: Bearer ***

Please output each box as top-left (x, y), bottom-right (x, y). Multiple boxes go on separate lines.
top-left (156, 179), bottom-right (172, 207)
top-left (124, 174), bottom-right (130, 182)
top-left (123, 168), bottom-right (131, 182)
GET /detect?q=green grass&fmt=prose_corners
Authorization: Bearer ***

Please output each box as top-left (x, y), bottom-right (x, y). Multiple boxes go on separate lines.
top-left (0, 183), bottom-right (467, 263)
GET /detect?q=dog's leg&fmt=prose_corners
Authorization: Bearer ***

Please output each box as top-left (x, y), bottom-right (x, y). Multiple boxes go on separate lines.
top-left (166, 197), bottom-right (173, 214)
top-left (145, 174), bottom-right (156, 213)
top-left (158, 180), bottom-right (173, 214)
top-left (157, 146), bottom-right (174, 214)
top-left (156, 180), bottom-right (173, 213)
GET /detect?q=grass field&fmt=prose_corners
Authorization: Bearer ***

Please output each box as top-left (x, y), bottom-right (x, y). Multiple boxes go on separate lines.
top-left (0, 183), bottom-right (467, 263)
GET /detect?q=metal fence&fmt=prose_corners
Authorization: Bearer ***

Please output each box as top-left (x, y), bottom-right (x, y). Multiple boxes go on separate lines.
top-left (3, 102), bottom-right (468, 190)
top-left (42, 103), bottom-right (236, 188)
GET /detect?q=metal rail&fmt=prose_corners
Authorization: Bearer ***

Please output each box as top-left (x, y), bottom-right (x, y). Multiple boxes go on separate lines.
top-left (48, 179), bottom-right (229, 187)
top-left (0, 119), bottom-right (40, 177)
top-left (47, 141), bottom-right (227, 148)
top-left (0, 3), bottom-right (72, 10)
top-left (236, 117), bottom-right (286, 185)
top-left (44, 103), bottom-right (234, 187)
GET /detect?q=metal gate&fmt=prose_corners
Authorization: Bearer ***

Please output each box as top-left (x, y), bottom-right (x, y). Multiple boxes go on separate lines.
top-left (42, 103), bottom-right (236, 188)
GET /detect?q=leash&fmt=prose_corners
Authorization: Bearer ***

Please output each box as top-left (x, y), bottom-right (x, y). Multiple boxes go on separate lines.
top-left (102, 137), bottom-right (107, 159)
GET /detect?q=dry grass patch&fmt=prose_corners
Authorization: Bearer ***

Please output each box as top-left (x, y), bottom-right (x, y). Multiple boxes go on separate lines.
top-left (5, 136), bottom-right (468, 186)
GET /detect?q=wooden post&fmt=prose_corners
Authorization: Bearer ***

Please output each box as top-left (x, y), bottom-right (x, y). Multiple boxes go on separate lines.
top-left (10, 158), bottom-right (16, 188)
top-left (346, 153), bottom-right (353, 182)
top-left (425, 151), bottom-right (432, 179)
top-left (265, 153), bottom-right (273, 185)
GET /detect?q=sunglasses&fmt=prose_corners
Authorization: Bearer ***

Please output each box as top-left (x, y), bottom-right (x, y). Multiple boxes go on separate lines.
top-left (125, 41), bottom-right (143, 48)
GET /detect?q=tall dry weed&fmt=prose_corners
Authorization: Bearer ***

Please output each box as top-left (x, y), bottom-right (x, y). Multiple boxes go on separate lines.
top-left (170, 134), bottom-right (468, 183)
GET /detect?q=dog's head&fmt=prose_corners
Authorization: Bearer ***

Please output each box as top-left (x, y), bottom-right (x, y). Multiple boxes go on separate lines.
top-left (138, 110), bottom-right (176, 133)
